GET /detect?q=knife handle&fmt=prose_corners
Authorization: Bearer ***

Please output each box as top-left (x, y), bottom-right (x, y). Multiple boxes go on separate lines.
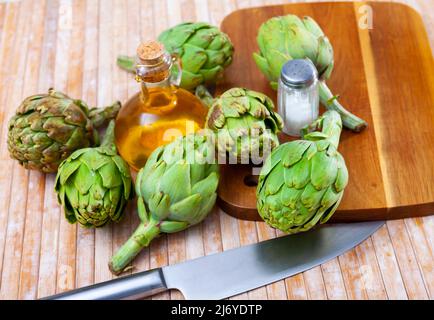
top-left (42, 269), bottom-right (168, 300)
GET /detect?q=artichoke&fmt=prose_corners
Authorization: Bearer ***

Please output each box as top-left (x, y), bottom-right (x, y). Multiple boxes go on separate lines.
top-left (257, 110), bottom-right (348, 234)
top-left (117, 22), bottom-right (234, 90)
top-left (200, 86), bottom-right (283, 164)
top-left (253, 15), bottom-right (367, 132)
top-left (109, 133), bottom-right (219, 274)
top-left (7, 89), bottom-right (120, 173)
top-left (55, 121), bottom-right (134, 228)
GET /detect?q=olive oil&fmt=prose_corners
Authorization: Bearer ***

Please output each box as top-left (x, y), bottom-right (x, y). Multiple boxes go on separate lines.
top-left (115, 41), bottom-right (208, 170)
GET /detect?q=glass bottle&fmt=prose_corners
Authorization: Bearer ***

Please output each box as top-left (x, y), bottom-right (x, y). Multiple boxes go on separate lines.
top-left (277, 59), bottom-right (319, 137)
top-left (115, 41), bottom-right (208, 170)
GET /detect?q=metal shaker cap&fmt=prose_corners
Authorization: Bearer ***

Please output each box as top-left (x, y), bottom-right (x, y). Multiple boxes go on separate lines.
top-left (280, 59), bottom-right (318, 88)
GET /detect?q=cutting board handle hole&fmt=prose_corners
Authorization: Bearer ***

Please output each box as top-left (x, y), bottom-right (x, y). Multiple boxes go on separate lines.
top-left (244, 174), bottom-right (258, 187)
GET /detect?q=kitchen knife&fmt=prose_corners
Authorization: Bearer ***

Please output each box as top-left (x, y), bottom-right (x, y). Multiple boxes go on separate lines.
top-left (44, 220), bottom-right (383, 300)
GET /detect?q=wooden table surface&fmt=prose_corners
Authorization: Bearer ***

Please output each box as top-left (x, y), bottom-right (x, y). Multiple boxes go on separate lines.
top-left (0, 0), bottom-right (433, 300)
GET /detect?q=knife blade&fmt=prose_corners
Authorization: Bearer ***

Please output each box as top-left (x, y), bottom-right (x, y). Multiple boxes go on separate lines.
top-left (44, 220), bottom-right (383, 300)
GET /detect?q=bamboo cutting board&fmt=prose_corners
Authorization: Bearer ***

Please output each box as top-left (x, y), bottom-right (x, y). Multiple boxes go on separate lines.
top-left (217, 1), bottom-right (434, 222)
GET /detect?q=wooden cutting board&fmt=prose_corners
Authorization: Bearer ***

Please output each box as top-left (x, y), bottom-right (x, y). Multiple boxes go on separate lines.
top-left (217, 1), bottom-right (434, 222)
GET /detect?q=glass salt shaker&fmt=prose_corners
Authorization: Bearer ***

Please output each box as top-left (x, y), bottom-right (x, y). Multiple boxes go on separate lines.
top-left (277, 59), bottom-right (320, 137)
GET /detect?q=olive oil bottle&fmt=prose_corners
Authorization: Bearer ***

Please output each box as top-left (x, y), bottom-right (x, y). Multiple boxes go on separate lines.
top-left (115, 41), bottom-right (208, 170)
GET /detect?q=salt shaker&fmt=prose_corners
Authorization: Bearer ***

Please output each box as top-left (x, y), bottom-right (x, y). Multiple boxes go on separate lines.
top-left (277, 59), bottom-right (320, 137)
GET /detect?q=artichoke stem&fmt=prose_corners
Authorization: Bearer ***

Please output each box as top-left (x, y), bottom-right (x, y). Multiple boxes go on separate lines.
top-left (109, 221), bottom-right (160, 275)
top-left (117, 55), bottom-right (136, 73)
top-left (320, 111), bottom-right (343, 148)
top-left (89, 101), bottom-right (121, 128)
top-left (100, 120), bottom-right (116, 150)
top-left (319, 81), bottom-right (367, 132)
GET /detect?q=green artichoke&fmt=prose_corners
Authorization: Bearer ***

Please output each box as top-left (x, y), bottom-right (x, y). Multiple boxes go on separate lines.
top-left (109, 133), bottom-right (219, 274)
top-left (7, 89), bottom-right (121, 173)
top-left (257, 110), bottom-right (348, 234)
top-left (117, 22), bottom-right (234, 90)
top-left (200, 86), bottom-right (283, 164)
top-left (55, 121), bottom-right (134, 228)
top-left (253, 15), bottom-right (367, 132)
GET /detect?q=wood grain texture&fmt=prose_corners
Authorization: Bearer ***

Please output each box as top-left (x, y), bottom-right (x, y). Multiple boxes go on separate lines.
top-left (0, 0), bottom-right (432, 300)
top-left (218, 1), bottom-right (434, 222)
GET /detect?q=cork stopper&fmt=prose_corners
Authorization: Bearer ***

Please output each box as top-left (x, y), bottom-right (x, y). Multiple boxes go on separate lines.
top-left (137, 41), bottom-right (165, 64)
top-left (135, 41), bottom-right (172, 83)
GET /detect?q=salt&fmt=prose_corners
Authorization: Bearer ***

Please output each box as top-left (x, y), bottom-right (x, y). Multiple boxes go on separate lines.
top-left (277, 59), bottom-right (320, 137)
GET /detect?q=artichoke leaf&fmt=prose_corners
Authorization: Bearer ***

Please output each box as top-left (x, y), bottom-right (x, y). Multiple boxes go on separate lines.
top-left (316, 36), bottom-right (334, 76)
top-left (179, 70), bottom-right (203, 90)
top-left (302, 16), bottom-right (325, 37)
top-left (334, 159), bottom-right (349, 192)
top-left (199, 66), bottom-right (223, 84)
top-left (191, 171), bottom-right (219, 197)
top-left (310, 152), bottom-right (338, 190)
top-left (304, 142), bottom-right (318, 160)
top-left (89, 173), bottom-right (107, 202)
top-left (300, 183), bottom-right (327, 210)
top-left (293, 26), bottom-right (319, 62)
top-left (207, 32), bottom-right (226, 50)
top-left (280, 187), bottom-right (302, 209)
top-left (258, 149), bottom-right (281, 181)
top-left (111, 196), bottom-right (126, 222)
top-left (261, 23), bottom-right (288, 57)
top-left (137, 197), bottom-right (149, 223)
top-left (138, 160), bottom-right (166, 200)
top-left (108, 185), bottom-right (122, 214)
top-left (296, 208), bottom-right (324, 233)
top-left (252, 53), bottom-right (273, 80)
top-left (264, 193), bottom-right (282, 212)
top-left (290, 156), bottom-right (311, 189)
top-left (99, 160), bottom-right (123, 188)
top-left (148, 192), bottom-right (171, 221)
top-left (248, 97), bottom-right (271, 119)
top-left (221, 96), bottom-right (249, 117)
top-left (146, 144), bottom-right (165, 166)
top-left (281, 14), bottom-right (305, 30)
top-left (69, 147), bottom-right (90, 160)
top-left (293, 202), bottom-right (316, 227)
top-left (169, 193), bottom-right (202, 223)
top-left (64, 182), bottom-right (80, 211)
top-left (159, 220), bottom-right (189, 233)
top-left (113, 155), bottom-right (133, 199)
top-left (58, 159), bottom-right (81, 185)
top-left (180, 43), bottom-right (207, 73)
top-left (159, 161), bottom-right (191, 203)
top-left (197, 193), bottom-right (217, 221)
top-left (221, 87), bottom-right (245, 98)
top-left (79, 149), bottom-right (110, 171)
top-left (265, 49), bottom-right (290, 80)
top-left (264, 166), bottom-right (284, 195)
top-left (320, 193), bottom-right (343, 223)
top-left (282, 140), bottom-right (312, 167)
top-left (73, 161), bottom-right (95, 194)
top-left (161, 142), bottom-right (184, 166)
top-left (323, 61), bottom-right (334, 80)
top-left (185, 27), bottom-right (217, 48)
top-left (77, 190), bottom-right (90, 212)
top-left (75, 212), bottom-right (90, 227)
top-left (203, 49), bottom-right (225, 69)
top-left (63, 198), bottom-right (78, 224)
top-left (158, 25), bottom-right (191, 50)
